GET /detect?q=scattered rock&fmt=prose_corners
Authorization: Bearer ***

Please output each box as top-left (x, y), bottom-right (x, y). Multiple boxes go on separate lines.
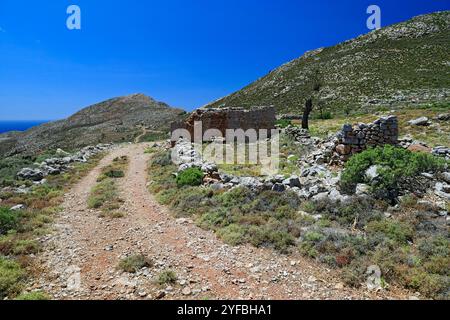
top-left (356, 184), bottom-right (370, 196)
top-left (182, 287), bottom-right (192, 296)
top-left (408, 144), bottom-right (432, 153)
top-left (10, 204), bottom-right (25, 211)
top-left (272, 183), bottom-right (286, 192)
top-left (408, 117), bottom-right (431, 126)
top-left (435, 113), bottom-right (450, 121)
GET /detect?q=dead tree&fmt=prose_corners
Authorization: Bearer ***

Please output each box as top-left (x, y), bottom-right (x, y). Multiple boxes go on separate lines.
top-left (302, 98), bottom-right (313, 130)
top-left (301, 76), bottom-right (322, 130)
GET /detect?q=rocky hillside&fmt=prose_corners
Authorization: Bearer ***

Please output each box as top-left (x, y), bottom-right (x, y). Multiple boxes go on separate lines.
top-left (0, 94), bottom-right (186, 157)
top-left (205, 11), bottom-right (450, 115)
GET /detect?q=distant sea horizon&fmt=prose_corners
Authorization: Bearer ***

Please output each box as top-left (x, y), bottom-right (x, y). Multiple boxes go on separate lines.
top-left (0, 120), bottom-right (50, 134)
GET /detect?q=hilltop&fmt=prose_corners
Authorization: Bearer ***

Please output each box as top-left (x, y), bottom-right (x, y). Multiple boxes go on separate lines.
top-left (0, 94), bottom-right (186, 156)
top-left (205, 11), bottom-right (450, 115)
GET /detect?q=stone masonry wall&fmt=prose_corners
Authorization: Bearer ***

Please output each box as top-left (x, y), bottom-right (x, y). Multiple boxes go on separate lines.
top-left (171, 106), bottom-right (276, 143)
top-left (333, 115), bottom-right (399, 161)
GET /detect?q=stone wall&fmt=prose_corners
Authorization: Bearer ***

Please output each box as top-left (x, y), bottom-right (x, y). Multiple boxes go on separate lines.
top-left (333, 115), bottom-right (399, 161)
top-left (171, 106), bottom-right (276, 143)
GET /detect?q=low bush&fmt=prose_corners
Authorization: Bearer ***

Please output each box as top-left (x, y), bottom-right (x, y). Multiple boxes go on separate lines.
top-left (152, 150), bottom-right (173, 167)
top-left (118, 254), bottom-right (152, 273)
top-left (341, 145), bottom-right (447, 197)
top-left (0, 207), bottom-right (18, 235)
top-left (15, 291), bottom-right (50, 300)
top-left (12, 240), bottom-right (40, 255)
top-left (0, 257), bottom-right (24, 298)
top-left (176, 168), bottom-right (204, 187)
top-left (104, 170), bottom-right (125, 179)
top-left (276, 119), bottom-right (292, 128)
top-left (217, 224), bottom-right (246, 246)
top-left (157, 270), bottom-right (177, 285)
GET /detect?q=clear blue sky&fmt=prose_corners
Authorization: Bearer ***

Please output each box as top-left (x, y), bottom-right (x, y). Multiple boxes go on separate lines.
top-left (0, 0), bottom-right (448, 120)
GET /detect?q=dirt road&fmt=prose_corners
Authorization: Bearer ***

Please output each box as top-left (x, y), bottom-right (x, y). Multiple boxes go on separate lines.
top-left (31, 143), bottom-right (409, 300)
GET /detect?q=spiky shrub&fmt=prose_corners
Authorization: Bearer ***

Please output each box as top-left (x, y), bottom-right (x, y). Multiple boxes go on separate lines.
top-left (340, 145), bottom-right (447, 197)
top-left (176, 167), bottom-right (204, 187)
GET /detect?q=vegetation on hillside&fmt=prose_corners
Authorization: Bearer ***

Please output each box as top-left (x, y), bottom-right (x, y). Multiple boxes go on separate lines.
top-left (341, 145), bottom-right (447, 197)
top-left (0, 153), bottom-right (104, 299)
top-left (148, 149), bottom-right (449, 299)
top-left (206, 12), bottom-right (450, 116)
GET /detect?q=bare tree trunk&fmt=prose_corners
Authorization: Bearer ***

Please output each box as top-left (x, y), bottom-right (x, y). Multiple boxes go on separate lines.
top-left (302, 98), bottom-right (313, 130)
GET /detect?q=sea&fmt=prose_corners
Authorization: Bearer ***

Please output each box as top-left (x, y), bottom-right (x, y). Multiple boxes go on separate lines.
top-left (0, 120), bottom-right (49, 134)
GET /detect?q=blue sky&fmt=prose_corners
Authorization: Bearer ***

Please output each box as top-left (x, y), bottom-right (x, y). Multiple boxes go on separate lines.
top-left (0, 0), bottom-right (449, 120)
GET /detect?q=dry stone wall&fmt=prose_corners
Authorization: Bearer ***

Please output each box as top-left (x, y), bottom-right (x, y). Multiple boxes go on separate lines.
top-left (333, 115), bottom-right (399, 161)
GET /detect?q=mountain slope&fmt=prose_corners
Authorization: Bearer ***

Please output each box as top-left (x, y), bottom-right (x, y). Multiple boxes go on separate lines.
top-left (0, 94), bottom-right (185, 156)
top-left (205, 11), bottom-right (450, 115)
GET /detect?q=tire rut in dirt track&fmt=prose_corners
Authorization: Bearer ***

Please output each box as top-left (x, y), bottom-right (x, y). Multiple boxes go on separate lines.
top-left (33, 143), bottom-right (410, 300)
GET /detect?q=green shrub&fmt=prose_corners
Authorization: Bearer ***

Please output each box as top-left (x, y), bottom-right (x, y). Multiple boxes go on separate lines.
top-left (0, 257), bottom-right (24, 298)
top-left (104, 170), bottom-right (125, 178)
top-left (176, 168), bottom-right (204, 187)
top-left (341, 145), bottom-right (447, 197)
top-left (13, 240), bottom-right (40, 255)
top-left (0, 156), bottom-right (34, 186)
top-left (276, 119), bottom-right (292, 128)
top-left (15, 291), bottom-right (50, 300)
top-left (217, 224), bottom-right (246, 246)
top-left (314, 111), bottom-right (333, 120)
top-left (152, 151), bottom-right (172, 167)
top-left (118, 254), bottom-right (152, 273)
top-left (366, 220), bottom-right (414, 245)
top-left (157, 270), bottom-right (177, 285)
top-left (198, 208), bottom-right (230, 229)
top-left (0, 207), bottom-right (18, 235)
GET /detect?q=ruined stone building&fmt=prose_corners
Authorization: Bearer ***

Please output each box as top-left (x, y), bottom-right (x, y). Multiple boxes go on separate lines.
top-left (171, 106), bottom-right (276, 143)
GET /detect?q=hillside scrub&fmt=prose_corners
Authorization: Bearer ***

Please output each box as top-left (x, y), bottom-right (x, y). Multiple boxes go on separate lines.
top-left (340, 145), bottom-right (447, 198)
top-left (0, 152), bottom-right (105, 299)
top-left (176, 167), bottom-right (204, 187)
top-left (148, 149), bottom-right (450, 298)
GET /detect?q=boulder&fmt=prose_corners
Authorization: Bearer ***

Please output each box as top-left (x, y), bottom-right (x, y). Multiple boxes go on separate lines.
top-left (365, 165), bottom-right (380, 181)
top-left (201, 163), bottom-right (218, 174)
top-left (408, 144), bottom-right (432, 154)
top-left (435, 182), bottom-right (450, 200)
top-left (272, 183), bottom-right (286, 192)
top-left (436, 113), bottom-right (450, 121)
top-left (441, 172), bottom-right (450, 184)
top-left (312, 192), bottom-right (329, 202)
top-left (239, 177), bottom-right (263, 190)
top-left (10, 204), bottom-right (25, 211)
top-left (282, 175), bottom-right (301, 188)
top-left (355, 184), bottom-right (370, 196)
top-left (17, 168), bottom-right (44, 181)
top-left (408, 117), bottom-right (431, 126)
top-left (335, 144), bottom-right (351, 155)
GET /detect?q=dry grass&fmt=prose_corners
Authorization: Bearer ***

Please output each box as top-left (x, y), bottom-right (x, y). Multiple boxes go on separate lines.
top-left (0, 152), bottom-right (106, 299)
top-left (88, 156), bottom-right (129, 218)
top-left (308, 108), bottom-right (449, 147)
